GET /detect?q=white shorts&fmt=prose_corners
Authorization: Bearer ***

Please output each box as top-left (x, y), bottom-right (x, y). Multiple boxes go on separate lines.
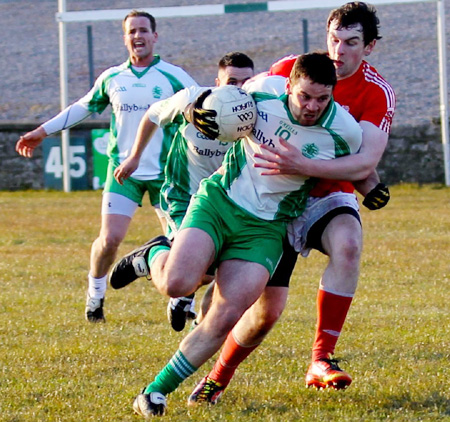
top-left (287, 192), bottom-right (360, 257)
top-left (101, 192), bottom-right (139, 217)
top-left (101, 192), bottom-right (163, 221)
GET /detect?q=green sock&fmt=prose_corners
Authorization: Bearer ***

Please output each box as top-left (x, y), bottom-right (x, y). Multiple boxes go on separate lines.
top-left (144, 350), bottom-right (197, 396)
top-left (147, 245), bottom-right (170, 268)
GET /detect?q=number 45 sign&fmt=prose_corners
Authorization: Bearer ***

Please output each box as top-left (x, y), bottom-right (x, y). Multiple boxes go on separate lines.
top-left (43, 137), bottom-right (88, 190)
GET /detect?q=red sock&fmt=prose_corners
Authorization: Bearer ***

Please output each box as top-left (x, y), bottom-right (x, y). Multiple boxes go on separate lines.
top-left (209, 332), bottom-right (258, 387)
top-left (312, 289), bottom-right (353, 361)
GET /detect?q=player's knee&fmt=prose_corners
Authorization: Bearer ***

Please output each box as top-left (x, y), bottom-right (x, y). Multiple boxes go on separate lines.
top-left (164, 274), bottom-right (198, 298)
top-left (253, 308), bottom-right (283, 336)
top-left (266, 306), bottom-right (284, 327)
top-left (332, 236), bottom-right (361, 267)
top-left (215, 307), bottom-right (244, 337)
top-left (98, 232), bottom-right (123, 254)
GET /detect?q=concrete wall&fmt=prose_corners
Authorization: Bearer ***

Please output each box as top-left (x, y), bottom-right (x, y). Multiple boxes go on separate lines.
top-left (378, 121), bottom-right (446, 185)
top-left (0, 120), bottom-right (447, 191)
top-left (0, 121), bottom-right (108, 191)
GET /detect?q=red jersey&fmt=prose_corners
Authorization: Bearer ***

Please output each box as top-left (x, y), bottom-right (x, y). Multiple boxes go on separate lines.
top-left (269, 56), bottom-right (396, 197)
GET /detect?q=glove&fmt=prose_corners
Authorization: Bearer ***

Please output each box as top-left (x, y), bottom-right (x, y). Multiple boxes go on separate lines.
top-left (184, 89), bottom-right (219, 139)
top-left (362, 183), bottom-right (390, 210)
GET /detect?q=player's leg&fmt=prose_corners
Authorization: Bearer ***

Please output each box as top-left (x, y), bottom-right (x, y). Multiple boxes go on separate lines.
top-left (167, 274), bottom-right (214, 332)
top-left (150, 227), bottom-right (215, 298)
top-left (189, 285), bottom-right (289, 405)
top-left (192, 279), bottom-right (215, 327)
top-left (86, 192), bottom-right (138, 323)
top-left (306, 210), bottom-right (362, 390)
top-left (134, 259), bottom-right (270, 417)
top-left (156, 192), bottom-right (202, 331)
top-left (164, 209), bottom-right (212, 330)
top-left (87, 161), bottom-right (152, 323)
top-left (188, 237), bottom-right (297, 404)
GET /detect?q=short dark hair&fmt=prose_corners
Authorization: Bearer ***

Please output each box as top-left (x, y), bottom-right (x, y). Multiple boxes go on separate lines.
top-left (218, 52), bottom-right (254, 70)
top-left (123, 10), bottom-right (156, 33)
top-left (327, 2), bottom-right (381, 46)
top-left (289, 51), bottom-right (337, 87)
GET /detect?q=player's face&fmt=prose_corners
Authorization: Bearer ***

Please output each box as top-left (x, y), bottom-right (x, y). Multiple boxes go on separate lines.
top-left (123, 16), bottom-right (158, 66)
top-left (327, 21), bottom-right (375, 79)
top-left (216, 66), bottom-right (254, 88)
top-left (287, 77), bottom-right (333, 126)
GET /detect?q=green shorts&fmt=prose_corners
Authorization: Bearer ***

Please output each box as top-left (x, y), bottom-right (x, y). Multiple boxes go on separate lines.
top-left (104, 161), bottom-right (163, 207)
top-left (164, 211), bottom-right (186, 240)
top-left (180, 178), bottom-right (286, 276)
top-left (160, 186), bottom-right (192, 239)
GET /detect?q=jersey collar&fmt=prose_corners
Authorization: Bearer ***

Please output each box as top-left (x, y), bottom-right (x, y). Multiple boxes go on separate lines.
top-left (280, 93), bottom-right (337, 128)
top-left (127, 54), bottom-right (161, 78)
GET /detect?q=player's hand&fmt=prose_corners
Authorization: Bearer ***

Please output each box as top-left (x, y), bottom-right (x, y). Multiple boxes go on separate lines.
top-left (114, 156), bottom-right (140, 185)
top-left (16, 126), bottom-right (47, 158)
top-left (362, 183), bottom-right (390, 210)
top-left (253, 138), bottom-right (308, 175)
top-left (184, 89), bottom-right (219, 139)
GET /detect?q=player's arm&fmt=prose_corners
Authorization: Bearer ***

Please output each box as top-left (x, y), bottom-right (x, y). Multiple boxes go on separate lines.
top-left (16, 103), bottom-right (91, 158)
top-left (16, 126), bottom-right (48, 158)
top-left (114, 112), bottom-right (159, 185)
top-left (254, 120), bottom-right (388, 181)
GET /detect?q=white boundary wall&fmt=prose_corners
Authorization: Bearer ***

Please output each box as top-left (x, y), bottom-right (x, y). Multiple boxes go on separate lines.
top-left (56, 0), bottom-right (449, 191)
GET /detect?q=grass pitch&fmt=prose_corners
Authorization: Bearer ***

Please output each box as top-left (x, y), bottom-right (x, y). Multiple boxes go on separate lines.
top-left (0, 185), bottom-right (449, 421)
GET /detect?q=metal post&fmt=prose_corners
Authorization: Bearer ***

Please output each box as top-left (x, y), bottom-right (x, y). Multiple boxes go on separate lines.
top-left (87, 25), bottom-right (95, 88)
top-left (58, 0), bottom-right (71, 192)
top-left (87, 25), bottom-right (96, 119)
top-left (302, 19), bottom-right (309, 53)
top-left (437, 0), bottom-right (450, 185)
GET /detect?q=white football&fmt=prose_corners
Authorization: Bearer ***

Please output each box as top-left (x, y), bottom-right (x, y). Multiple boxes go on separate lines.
top-left (202, 85), bottom-right (257, 142)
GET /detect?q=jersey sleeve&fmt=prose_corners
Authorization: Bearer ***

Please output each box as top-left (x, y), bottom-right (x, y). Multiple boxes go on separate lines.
top-left (360, 87), bottom-right (396, 134)
top-left (41, 68), bottom-right (116, 134)
top-left (268, 55), bottom-right (298, 77)
top-left (77, 68), bottom-right (115, 114)
top-left (148, 86), bottom-right (207, 127)
top-left (41, 103), bottom-right (91, 135)
top-left (243, 75), bottom-right (286, 96)
top-left (155, 61), bottom-right (199, 94)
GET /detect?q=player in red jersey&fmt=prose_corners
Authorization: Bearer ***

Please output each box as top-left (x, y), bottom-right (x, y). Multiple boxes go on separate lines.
top-left (189, 1), bottom-right (396, 404)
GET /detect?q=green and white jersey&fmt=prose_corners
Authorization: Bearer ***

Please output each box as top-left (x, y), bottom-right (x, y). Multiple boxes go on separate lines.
top-left (214, 90), bottom-right (362, 222)
top-left (78, 55), bottom-right (197, 180)
top-left (148, 86), bottom-right (233, 213)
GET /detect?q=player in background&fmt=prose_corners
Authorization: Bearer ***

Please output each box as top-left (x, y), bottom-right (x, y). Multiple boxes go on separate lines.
top-left (109, 52), bottom-right (362, 417)
top-left (112, 52), bottom-right (255, 331)
top-left (189, 1), bottom-right (396, 404)
top-left (15, 10), bottom-right (197, 323)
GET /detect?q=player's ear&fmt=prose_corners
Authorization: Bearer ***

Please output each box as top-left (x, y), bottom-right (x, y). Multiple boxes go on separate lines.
top-left (364, 39), bottom-right (376, 56)
top-left (285, 78), bottom-right (292, 95)
top-left (215, 77), bottom-right (220, 87)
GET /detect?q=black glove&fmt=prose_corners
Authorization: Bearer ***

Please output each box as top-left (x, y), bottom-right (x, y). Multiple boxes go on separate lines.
top-left (362, 183), bottom-right (390, 210)
top-left (184, 89), bottom-right (219, 139)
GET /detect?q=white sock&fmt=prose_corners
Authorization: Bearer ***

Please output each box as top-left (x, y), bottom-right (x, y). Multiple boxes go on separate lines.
top-left (88, 274), bottom-right (107, 299)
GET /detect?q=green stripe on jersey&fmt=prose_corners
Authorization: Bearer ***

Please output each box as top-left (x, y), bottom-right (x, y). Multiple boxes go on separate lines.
top-left (217, 140), bottom-right (248, 190)
top-left (163, 121), bottom-right (191, 202)
top-left (275, 178), bottom-right (316, 220)
top-left (327, 128), bottom-right (352, 158)
top-left (157, 69), bottom-right (189, 94)
top-left (87, 70), bottom-right (122, 114)
top-left (252, 91), bottom-right (279, 103)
